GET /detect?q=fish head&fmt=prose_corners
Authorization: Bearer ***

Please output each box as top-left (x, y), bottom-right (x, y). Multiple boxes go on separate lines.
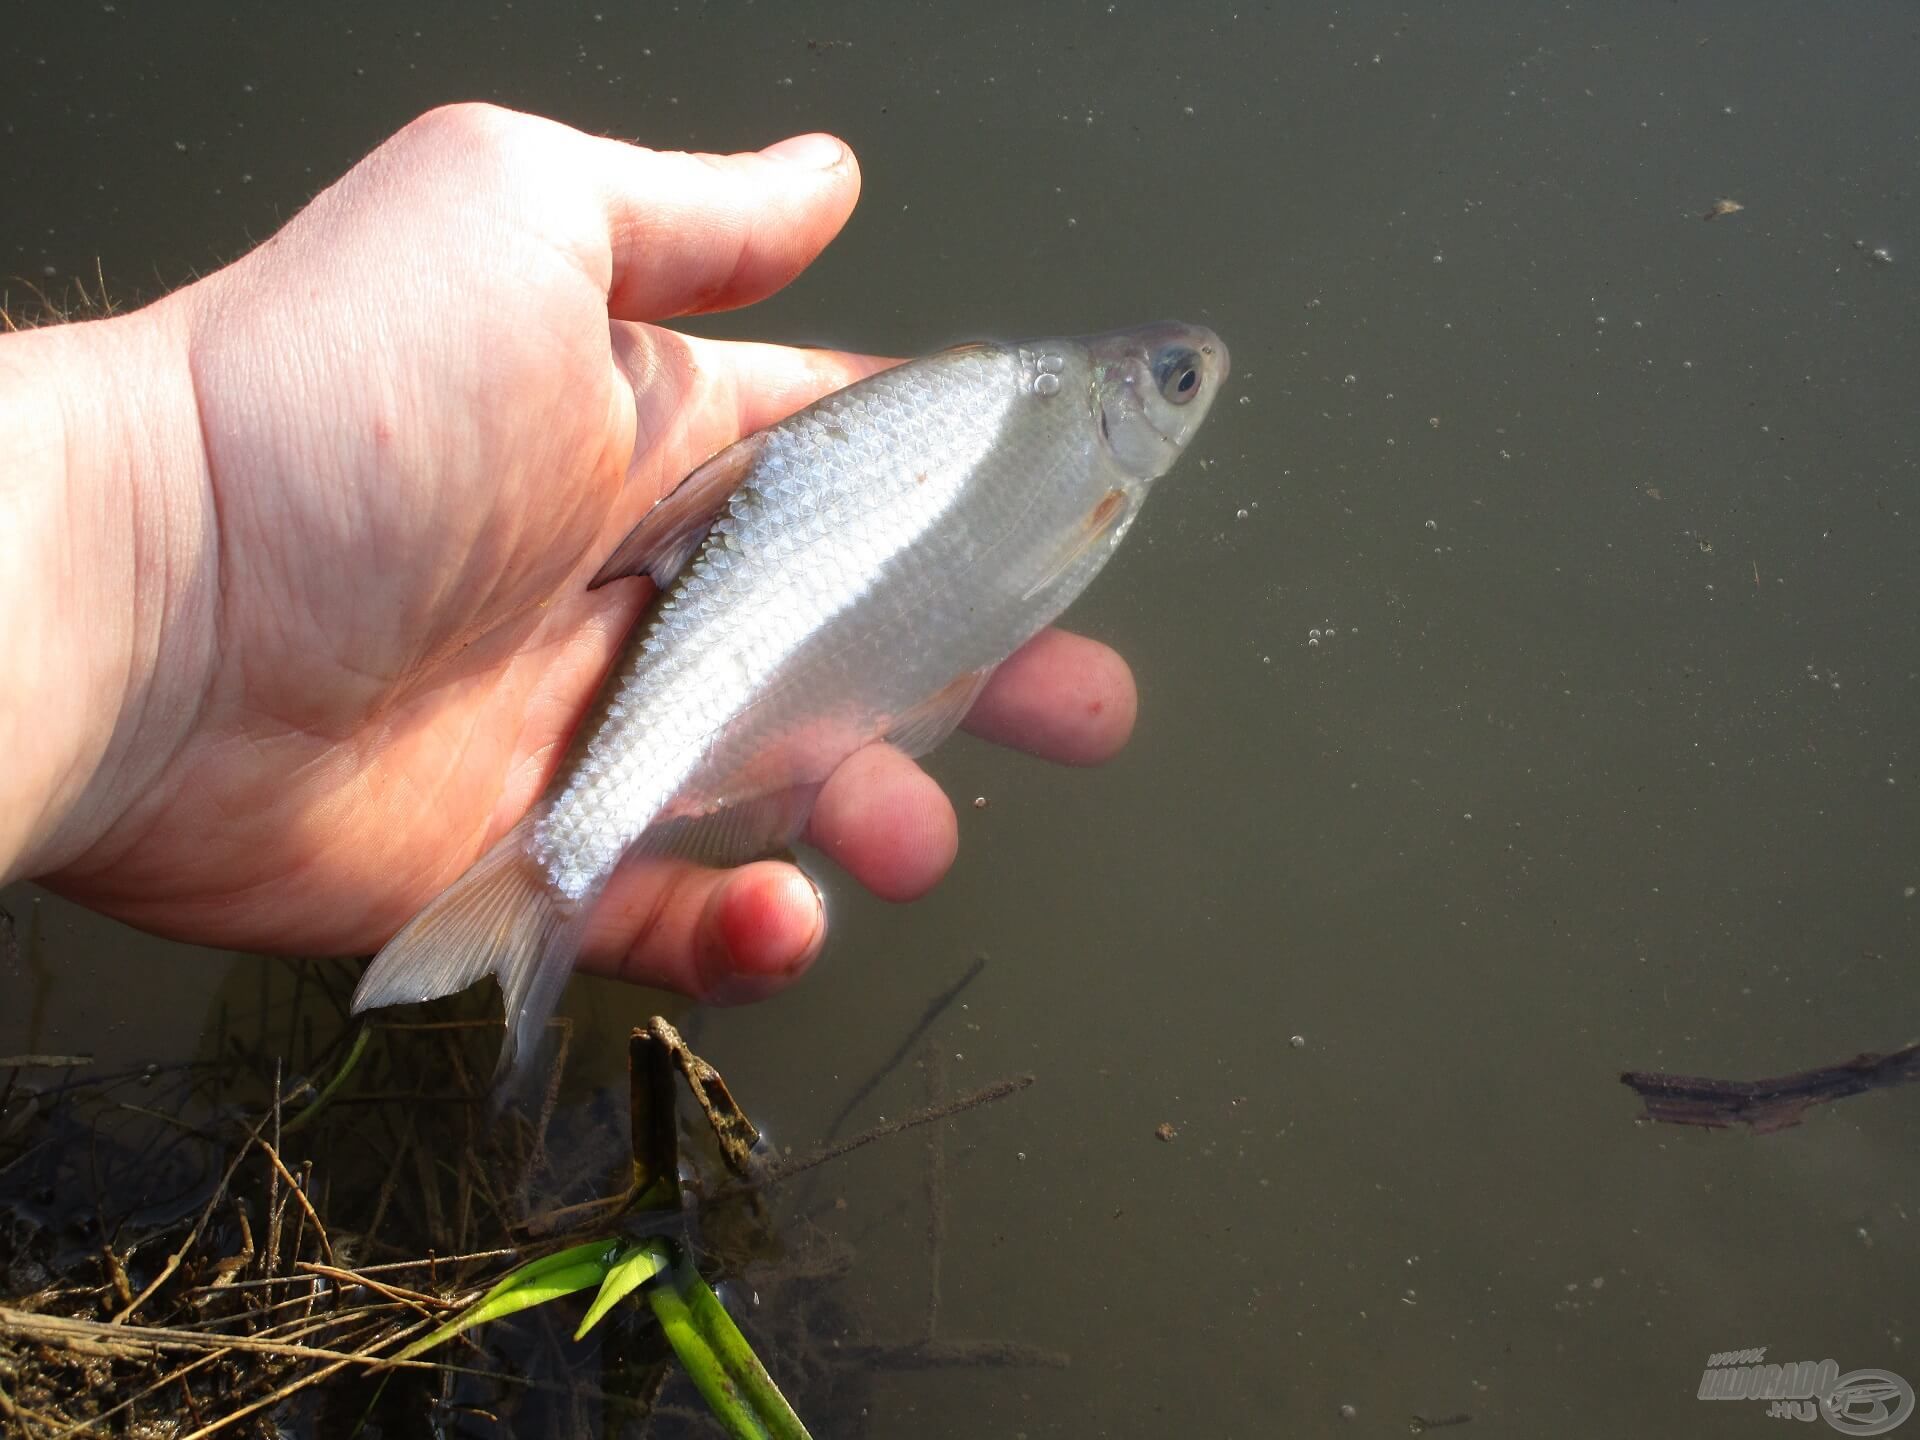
top-left (1085, 321), bottom-right (1230, 481)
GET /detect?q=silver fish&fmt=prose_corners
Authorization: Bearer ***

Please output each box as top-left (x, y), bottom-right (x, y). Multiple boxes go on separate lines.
top-left (351, 321), bottom-right (1229, 1074)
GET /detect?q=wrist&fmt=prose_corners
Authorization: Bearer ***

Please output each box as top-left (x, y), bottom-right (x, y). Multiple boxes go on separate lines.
top-left (0, 294), bottom-right (217, 882)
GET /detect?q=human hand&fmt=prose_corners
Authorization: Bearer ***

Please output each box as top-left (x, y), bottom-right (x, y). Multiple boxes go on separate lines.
top-left (8, 104), bottom-right (1137, 1001)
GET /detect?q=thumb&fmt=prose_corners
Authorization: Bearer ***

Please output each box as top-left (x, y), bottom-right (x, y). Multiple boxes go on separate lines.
top-left (586, 131), bottom-right (861, 321)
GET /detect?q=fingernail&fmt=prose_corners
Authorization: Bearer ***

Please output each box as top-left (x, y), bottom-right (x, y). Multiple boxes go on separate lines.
top-left (761, 132), bottom-right (847, 169)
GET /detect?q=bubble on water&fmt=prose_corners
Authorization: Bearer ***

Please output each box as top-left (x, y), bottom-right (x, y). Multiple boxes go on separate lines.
top-left (1308, 628), bottom-right (1322, 640)
top-left (1342, 373), bottom-right (1357, 387)
top-left (1032, 373), bottom-right (1061, 397)
top-left (1238, 394), bottom-right (1250, 405)
top-left (1289, 1034), bottom-right (1306, 1048)
top-left (1235, 508), bottom-right (1249, 520)
top-left (1338, 1403), bottom-right (1358, 1420)
top-left (1307, 636), bottom-right (1319, 649)
top-left (1423, 518), bottom-right (1438, 531)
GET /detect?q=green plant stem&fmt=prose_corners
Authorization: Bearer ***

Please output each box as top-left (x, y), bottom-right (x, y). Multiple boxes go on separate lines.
top-left (650, 1254), bottom-right (812, 1440)
top-left (283, 1024), bottom-right (371, 1136)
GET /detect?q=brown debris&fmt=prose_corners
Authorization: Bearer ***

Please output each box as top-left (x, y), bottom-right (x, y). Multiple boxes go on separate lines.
top-left (1621, 1042), bottom-right (1920, 1132)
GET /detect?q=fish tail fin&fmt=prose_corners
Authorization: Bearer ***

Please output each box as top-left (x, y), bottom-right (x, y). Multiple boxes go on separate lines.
top-left (351, 816), bottom-right (592, 1088)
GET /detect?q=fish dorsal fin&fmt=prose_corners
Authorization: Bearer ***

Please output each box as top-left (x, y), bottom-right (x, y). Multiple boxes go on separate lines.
top-left (1021, 488), bottom-right (1131, 602)
top-left (883, 667), bottom-right (997, 758)
top-left (588, 431), bottom-right (768, 591)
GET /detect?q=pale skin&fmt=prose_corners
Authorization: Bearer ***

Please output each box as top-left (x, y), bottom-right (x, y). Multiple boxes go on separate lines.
top-left (0, 104), bottom-right (1137, 1004)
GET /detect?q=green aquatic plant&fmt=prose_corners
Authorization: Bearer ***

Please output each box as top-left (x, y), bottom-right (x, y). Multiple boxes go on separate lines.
top-left (1, 955), bottom-right (1056, 1436)
top-left (391, 1021), bottom-right (812, 1438)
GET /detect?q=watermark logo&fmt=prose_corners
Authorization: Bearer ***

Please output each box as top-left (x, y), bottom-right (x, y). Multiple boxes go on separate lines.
top-left (1698, 1348), bottom-right (1914, 1434)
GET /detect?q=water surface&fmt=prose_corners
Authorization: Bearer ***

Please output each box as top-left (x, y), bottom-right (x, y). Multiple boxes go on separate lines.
top-left (5, 2), bottom-right (1917, 1434)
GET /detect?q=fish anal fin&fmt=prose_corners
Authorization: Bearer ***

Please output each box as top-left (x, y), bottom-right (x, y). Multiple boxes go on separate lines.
top-left (589, 431), bottom-right (769, 591)
top-left (632, 784), bottom-right (822, 869)
top-left (351, 815), bottom-right (591, 1089)
top-left (1021, 487), bottom-right (1131, 601)
top-left (883, 667), bottom-right (997, 758)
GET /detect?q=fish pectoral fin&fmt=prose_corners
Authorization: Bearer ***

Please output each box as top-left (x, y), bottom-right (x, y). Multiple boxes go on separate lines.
top-left (588, 431), bottom-right (769, 591)
top-left (631, 784), bottom-right (821, 869)
top-left (351, 815), bottom-right (592, 1091)
top-left (1020, 488), bottom-right (1131, 602)
top-left (883, 667), bottom-right (997, 758)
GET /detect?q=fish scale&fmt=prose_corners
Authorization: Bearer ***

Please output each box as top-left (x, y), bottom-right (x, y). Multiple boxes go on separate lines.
top-left (352, 322), bottom-right (1228, 1082)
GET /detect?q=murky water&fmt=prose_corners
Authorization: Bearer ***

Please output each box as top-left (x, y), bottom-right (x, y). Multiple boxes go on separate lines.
top-left (5, 2), bottom-right (1918, 1434)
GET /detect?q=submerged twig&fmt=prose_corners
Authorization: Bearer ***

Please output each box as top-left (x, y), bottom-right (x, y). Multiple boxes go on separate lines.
top-left (2, 1305), bottom-right (437, 1367)
top-left (1622, 1041), bottom-right (1920, 1132)
top-left (923, 1041), bottom-right (948, 1341)
top-left (113, 1112), bottom-right (273, 1324)
top-left (835, 1338), bottom-right (1069, 1370)
top-left (252, 1133), bottom-right (333, 1267)
top-left (0, 1056), bottom-right (93, 1070)
top-left (824, 955), bottom-right (986, 1141)
top-left (760, 1075), bottom-right (1033, 1186)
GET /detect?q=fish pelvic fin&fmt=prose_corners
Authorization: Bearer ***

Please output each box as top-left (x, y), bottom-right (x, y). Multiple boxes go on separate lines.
top-left (883, 667), bottom-right (997, 758)
top-left (351, 815), bottom-right (592, 1089)
top-left (633, 784), bottom-right (821, 869)
top-left (1020, 487), bottom-right (1131, 602)
top-left (588, 431), bottom-right (768, 591)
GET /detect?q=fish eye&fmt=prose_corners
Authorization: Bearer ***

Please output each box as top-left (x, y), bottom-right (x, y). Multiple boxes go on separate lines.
top-left (1153, 347), bottom-right (1203, 406)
